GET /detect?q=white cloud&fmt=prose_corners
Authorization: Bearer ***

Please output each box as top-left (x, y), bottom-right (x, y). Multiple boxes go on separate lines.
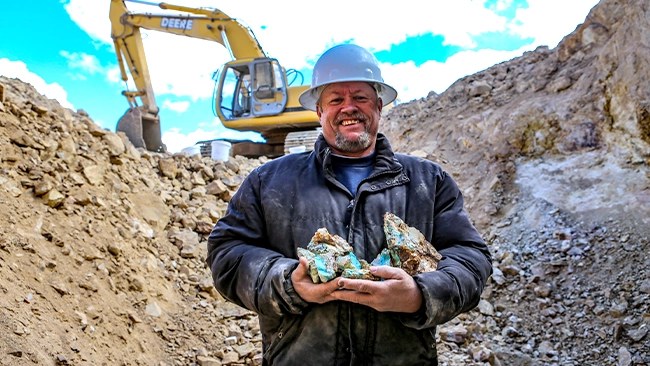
top-left (94, 118), bottom-right (108, 129)
top-left (0, 58), bottom-right (75, 109)
top-left (162, 120), bottom-right (263, 153)
top-left (510, 0), bottom-right (600, 48)
top-left (382, 46), bottom-right (531, 102)
top-left (492, 0), bottom-right (514, 12)
top-left (162, 100), bottom-right (190, 113)
top-left (162, 127), bottom-right (215, 153)
top-left (63, 72), bottom-right (87, 81)
top-left (60, 51), bottom-right (120, 85)
top-left (56, 49), bottom-right (144, 97)
top-left (64, 0), bottom-right (112, 44)
top-left (106, 65), bottom-right (123, 84)
top-left (60, 51), bottom-right (104, 74)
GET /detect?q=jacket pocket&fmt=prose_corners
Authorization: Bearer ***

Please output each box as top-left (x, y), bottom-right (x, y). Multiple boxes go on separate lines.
top-left (424, 327), bottom-right (439, 361)
top-left (426, 327), bottom-right (437, 350)
top-left (262, 314), bottom-right (300, 363)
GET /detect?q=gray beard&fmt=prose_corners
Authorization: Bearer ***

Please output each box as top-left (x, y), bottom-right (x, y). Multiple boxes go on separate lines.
top-left (335, 130), bottom-right (371, 152)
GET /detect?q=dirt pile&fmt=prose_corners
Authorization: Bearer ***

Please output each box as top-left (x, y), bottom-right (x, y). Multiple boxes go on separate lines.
top-left (1, 0), bottom-right (649, 365)
top-left (0, 76), bottom-right (268, 365)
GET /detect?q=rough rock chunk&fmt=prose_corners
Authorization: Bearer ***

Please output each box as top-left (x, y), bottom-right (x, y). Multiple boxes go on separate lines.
top-left (383, 212), bottom-right (442, 276)
top-left (297, 228), bottom-right (372, 283)
top-left (299, 213), bottom-right (442, 283)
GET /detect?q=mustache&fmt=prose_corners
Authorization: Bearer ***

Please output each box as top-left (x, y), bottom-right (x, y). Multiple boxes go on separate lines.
top-left (335, 112), bottom-right (367, 124)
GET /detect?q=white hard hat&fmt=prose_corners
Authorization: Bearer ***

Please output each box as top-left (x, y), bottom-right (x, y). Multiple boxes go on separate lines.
top-left (299, 44), bottom-right (398, 111)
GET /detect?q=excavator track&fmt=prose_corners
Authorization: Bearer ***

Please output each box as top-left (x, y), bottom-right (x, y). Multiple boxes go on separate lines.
top-left (283, 129), bottom-right (322, 155)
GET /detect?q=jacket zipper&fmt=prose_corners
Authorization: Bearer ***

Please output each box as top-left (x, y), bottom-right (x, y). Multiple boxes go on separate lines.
top-left (321, 147), bottom-right (407, 244)
top-left (322, 147), bottom-right (352, 195)
top-left (347, 168), bottom-right (405, 244)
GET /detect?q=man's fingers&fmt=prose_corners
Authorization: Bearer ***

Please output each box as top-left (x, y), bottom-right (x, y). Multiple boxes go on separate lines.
top-left (332, 288), bottom-right (369, 304)
top-left (322, 279), bottom-right (344, 293)
top-left (337, 278), bottom-right (375, 293)
top-left (292, 258), bottom-right (311, 280)
top-left (297, 257), bottom-right (309, 273)
top-left (292, 259), bottom-right (342, 304)
top-left (370, 265), bottom-right (406, 280)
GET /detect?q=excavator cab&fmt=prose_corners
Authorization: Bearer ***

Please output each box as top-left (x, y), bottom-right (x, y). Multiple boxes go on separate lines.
top-left (214, 56), bottom-right (322, 158)
top-left (216, 58), bottom-right (288, 122)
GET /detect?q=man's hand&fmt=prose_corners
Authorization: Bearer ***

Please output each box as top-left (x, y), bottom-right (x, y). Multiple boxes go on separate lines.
top-left (291, 258), bottom-right (341, 304)
top-left (331, 266), bottom-right (423, 313)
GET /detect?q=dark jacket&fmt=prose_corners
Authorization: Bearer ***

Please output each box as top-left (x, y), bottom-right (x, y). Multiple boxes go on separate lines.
top-left (207, 133), bottom-right (492, 366)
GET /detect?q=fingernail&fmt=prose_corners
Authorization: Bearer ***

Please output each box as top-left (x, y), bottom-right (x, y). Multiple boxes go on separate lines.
top-left (370, 266), bottom-right (377, 273)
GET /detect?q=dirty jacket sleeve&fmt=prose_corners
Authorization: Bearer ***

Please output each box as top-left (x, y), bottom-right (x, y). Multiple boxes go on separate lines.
top-left (206, 168), bottom-right (308, 318)
top-left (399, 168), bottom-right (492, 330)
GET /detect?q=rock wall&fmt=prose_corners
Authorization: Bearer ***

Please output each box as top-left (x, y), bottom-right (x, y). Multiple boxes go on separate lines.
top-left (381, 0), bottom-right (650, 233)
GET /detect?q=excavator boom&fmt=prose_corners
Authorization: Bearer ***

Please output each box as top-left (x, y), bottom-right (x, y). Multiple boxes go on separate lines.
top-left (111, 1), bottom-right (266, 59)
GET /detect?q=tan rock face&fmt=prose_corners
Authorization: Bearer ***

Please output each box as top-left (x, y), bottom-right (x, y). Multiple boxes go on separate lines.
top-left (158, 158), bottom-right (177, 179)
top-left (102, 133), bottom-right (126, 156)
top-left (82, 165), bottom-right (103, 185)
top-left (130, 191), bottom-right (171, 235)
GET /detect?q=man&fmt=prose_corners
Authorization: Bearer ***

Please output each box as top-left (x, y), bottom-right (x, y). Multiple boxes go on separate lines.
top-left (207, 44), bottom-right (492, 365)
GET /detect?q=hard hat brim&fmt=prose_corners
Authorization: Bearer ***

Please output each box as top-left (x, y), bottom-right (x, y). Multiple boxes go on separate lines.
top-left (299, 80), bottom-right (398, 112)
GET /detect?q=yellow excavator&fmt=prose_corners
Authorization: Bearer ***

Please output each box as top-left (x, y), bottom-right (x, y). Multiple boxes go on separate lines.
top-left (110, 0), bottom-right (320, 157)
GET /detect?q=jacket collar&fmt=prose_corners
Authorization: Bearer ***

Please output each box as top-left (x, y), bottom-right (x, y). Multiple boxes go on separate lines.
top-left (314, 132), bottom-right (402, 175)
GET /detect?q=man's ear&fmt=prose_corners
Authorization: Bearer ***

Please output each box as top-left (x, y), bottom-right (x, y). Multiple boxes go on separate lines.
top-left (316, 104), bottom-right (322, 119)
top-left (377, 97), bottom-right (384, 112)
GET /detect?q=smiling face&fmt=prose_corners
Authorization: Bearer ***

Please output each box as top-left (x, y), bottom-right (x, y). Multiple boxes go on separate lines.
top-left (316, 82), bottom-right (383, 157)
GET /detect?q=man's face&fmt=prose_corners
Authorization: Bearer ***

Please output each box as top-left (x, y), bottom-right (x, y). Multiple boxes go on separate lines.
top-left (316, 82), bottom-right (383, 157)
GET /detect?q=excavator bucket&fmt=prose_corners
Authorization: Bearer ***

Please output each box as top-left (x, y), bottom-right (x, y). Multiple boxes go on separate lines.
top-left (116, 108), bottom-right (166, 153)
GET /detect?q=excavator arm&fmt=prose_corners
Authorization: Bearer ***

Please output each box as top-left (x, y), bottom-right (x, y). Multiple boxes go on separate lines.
top-left (109, 0), bottom-right (266, 152)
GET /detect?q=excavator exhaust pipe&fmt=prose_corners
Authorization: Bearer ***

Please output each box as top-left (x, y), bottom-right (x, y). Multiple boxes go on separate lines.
top-left (116, 107), bottom-right (166, 153)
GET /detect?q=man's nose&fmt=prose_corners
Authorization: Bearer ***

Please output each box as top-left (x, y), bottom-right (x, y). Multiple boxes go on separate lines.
top-left (340, 97), bottom-right (359, 112)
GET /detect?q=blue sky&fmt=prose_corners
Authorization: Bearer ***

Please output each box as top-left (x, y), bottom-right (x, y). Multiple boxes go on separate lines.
top-left (0, 0), bottom-right (599, 153)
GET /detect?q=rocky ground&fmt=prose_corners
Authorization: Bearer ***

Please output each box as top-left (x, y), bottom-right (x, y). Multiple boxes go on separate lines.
top-left (1, 0), bottom-right (650, 365)
top-left (0, 76), bottom-right (268, 365)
